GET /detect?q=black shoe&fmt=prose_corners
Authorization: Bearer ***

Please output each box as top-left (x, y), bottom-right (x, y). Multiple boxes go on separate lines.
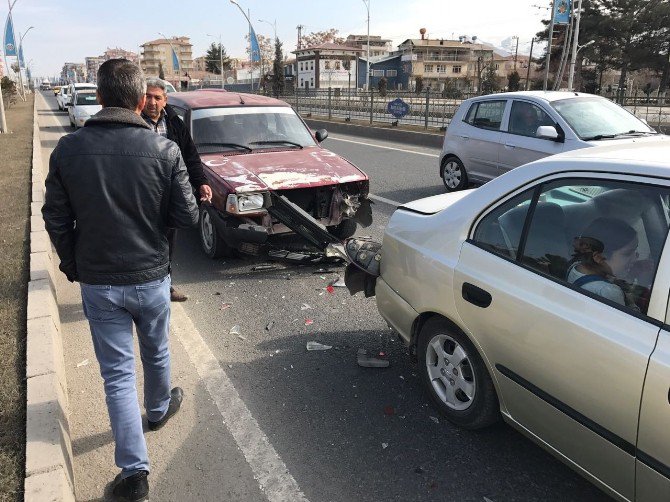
top-left (148, 387), bottom-right (183, 431)
top-left (112, 470), bottom-right (149, 502)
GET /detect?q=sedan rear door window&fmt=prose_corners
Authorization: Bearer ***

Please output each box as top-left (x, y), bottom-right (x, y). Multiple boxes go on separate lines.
top-left (464, 101), bottom-right (506, 131)
top-left (521, 179), bottom-right (670, 315)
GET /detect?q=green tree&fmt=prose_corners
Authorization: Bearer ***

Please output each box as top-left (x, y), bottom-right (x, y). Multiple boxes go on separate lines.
top-left (271, 38), bottom-right (286, 97)
top-left (481, 63), bottom-right (499, 94)
top-left (205, 42), bottom-right (231, 74)
top-left (1, 77), bottom-right (18, 109)
top-left (507, 71), bottom-right (521, 91)
top-left (158, 61), bottom-right (165, 80)
top-left (377, 76), bottom-right (388, 96)
top-left (415, 75), bottom-right (424, 94)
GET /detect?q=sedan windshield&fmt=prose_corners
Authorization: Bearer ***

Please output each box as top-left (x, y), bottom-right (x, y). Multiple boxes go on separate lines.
top-left (191, 106), bottom-right (317, 152)
top-left (551, 97), bottom-right (655, 140)
top-left (76, 93), bottom-right (98, 105)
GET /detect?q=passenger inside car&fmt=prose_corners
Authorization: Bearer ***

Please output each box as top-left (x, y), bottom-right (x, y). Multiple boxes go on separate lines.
top-left (567, 217), bottom-right (639, 308)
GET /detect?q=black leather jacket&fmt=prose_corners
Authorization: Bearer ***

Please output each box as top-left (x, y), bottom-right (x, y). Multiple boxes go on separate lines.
top-left (42, 107), bottom-right (199, 285)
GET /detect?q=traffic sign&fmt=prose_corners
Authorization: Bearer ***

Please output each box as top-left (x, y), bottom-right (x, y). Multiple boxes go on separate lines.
top-left (387, 98), bottom-right (410, 118)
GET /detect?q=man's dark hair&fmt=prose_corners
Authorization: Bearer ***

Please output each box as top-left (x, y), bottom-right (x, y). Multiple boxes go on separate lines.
top-left (97, 59), bottom-right (146, 110)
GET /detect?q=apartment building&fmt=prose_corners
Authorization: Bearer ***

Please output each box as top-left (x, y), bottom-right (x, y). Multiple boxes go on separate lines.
top-left (345, 34), bottom-right (392, 58)
top-left (104, 47), bottom-right (138, 63)
top-left (292, 43), bottom-right (362, 89)
top-left (398, 38), bottom-right (495, 91)
top-left (61, 62), bottom-right (86, 83)
top-left (141, 36), bottom-right (193, 88)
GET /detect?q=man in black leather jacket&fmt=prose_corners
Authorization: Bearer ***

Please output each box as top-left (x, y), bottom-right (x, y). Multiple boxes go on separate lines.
top-left (42, 59), bottom-right (198, 502)
top-left (142, 77), bottom-right (212, 302)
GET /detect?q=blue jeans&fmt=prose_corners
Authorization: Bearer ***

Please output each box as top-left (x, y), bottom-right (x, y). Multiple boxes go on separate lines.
top-left (80, 275), bottom-right (172, 477)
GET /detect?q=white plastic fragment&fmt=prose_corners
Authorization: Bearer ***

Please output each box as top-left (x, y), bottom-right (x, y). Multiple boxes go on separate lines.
top-left (306, 341), bottom-right (332, 351)
top-left (76, 359), bottom-right (89, 368)
top-left (229, 325), bottom-right (241, 335)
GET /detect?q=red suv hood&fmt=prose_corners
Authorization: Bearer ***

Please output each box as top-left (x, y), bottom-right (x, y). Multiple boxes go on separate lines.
top-left (201, 146), bottom-right (367, 192)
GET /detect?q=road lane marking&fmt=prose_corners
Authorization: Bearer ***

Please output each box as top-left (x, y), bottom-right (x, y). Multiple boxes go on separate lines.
top-left (171, 303), bottom-right (309, 502)
top-left (369, 194), bottom-right (401, 207)
top-left (329, 135), bottom-right (440, 158)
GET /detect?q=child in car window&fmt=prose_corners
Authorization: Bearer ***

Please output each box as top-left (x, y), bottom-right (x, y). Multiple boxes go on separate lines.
top-left (567, 217), bottom-right (639, 308)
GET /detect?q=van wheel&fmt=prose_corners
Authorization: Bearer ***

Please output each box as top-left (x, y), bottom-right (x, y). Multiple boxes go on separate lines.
top-left (417, 317), bottom-right (499, 429)
top-left (199, 206), bottom-right (236, 259)
top-left (441, 157), bottom-right (468, 192)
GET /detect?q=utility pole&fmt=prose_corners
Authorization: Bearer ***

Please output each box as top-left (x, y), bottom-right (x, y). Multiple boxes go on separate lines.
top-left (362, 0), bottom-right (371, 90)
top-left (543, 0), bottom-right (556, 90)
top-left (513, 36), bottom-right (519, 71)
top-left (525, 38), bottom-right (535, 90)
top-left (0, 79), bottom-right (7, 133)
top-left (297, 24), bottom-right (304, 50)
top-left (567, 0), bottom-right (583, 91)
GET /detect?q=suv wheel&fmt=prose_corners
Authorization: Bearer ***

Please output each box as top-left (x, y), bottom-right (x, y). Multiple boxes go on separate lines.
top-left (417, 317), bottom-right (499, 429)
top-left (441, 157), bottom-right (468, 192)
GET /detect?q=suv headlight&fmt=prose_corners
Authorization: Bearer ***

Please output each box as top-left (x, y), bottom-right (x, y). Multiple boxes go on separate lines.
top-left (227, 193), bottom-right (267, 214)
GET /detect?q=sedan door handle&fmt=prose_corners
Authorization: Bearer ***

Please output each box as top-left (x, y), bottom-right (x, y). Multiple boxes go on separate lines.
top-left (504, 143), bottom-right (516, 149)
top-left (462, 282), bottom-right (492, 308)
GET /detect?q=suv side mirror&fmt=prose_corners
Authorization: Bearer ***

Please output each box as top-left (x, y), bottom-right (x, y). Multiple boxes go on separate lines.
top-left (315, 129), bottom-right (328, 142)
top-left (536, 125), bottom-right (561, 142)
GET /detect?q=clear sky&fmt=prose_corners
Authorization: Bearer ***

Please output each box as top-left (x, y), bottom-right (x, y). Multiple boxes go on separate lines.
top-left (5, 0), bottom-right (550, 79)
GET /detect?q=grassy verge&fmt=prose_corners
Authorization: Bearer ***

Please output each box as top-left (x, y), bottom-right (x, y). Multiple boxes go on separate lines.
top-left (0, 94), bottom-right (34, 502)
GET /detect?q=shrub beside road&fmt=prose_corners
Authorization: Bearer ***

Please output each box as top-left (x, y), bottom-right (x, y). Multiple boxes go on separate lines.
top-left (0, 95), bottom-right (33, 501)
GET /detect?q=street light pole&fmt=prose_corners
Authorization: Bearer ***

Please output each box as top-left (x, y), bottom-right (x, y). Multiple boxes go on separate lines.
top-left (362, 0), bottom-right (370, 90)
top-left (158, 32), bottom-right (180, 87)
top-left (525, 38), bottom-right (535, 91)
top-left (16, 26), bottom-right (34, 100)
top-left (230, 0), bottom-right (256, 89)
top-left (566, 0), bottom-right (583, 91)
top-left (512, 35), bottom-right (519, 71)
top-left (543, 0), bottom-right (556, 90)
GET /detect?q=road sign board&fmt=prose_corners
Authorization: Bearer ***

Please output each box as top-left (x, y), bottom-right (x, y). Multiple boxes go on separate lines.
top-left (387, 98), bottom-right (410, 118)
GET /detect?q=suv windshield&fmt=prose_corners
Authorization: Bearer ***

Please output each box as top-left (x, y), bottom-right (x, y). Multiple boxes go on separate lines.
top-left (75, 93), bottom-right (98, 105)
top-left (551, 97), bottom-right (655, 140)
top-left (191, 106), bottom-right (316, 152)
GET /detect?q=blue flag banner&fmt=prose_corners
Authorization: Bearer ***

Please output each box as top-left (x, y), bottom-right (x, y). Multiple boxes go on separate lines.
top-left (250, 26), bottom-right (261, 63)
top-left (4, 15), bottom-right (17, 57)
top-left (18, 43), bottom-right (25, 68)
top-left (171, 47), bottom-right (179, 71)
top-left (553, 0), bottom-right (571, 25)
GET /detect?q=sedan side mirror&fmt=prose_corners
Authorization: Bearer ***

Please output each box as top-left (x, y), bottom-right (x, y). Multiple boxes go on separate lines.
top-left (315, 129), bottom-right (328, 142)
top-left (536, 125), bottom-right (562, 142)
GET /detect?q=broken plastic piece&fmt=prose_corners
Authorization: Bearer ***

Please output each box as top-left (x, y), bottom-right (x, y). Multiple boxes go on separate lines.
top-left (429, 416), bottom-right (440, 424)
top-left (300, 303), bottom-right (312, 311)
top-left (76, 359), bottom-right (89, 368)
top-left (326, 285), bottom-right (335, 294)
top-left (330, 276), bottom-right (346, 287)
top-left (252, 264), bottom-right (277, 271)
top-left (229, 325), bottom-right (241, 335)
top-left (357, 348), bottom-right (390, 368)
top-left (220, 302), bottom-right (232, 310)
top-left (265, 321), bottom-right (274, 331)
top-left (306, 341), bottom-right (332, 351)
top-left (237, 334), bottom-right (247, 341)
top-left (304, 318), bottom-right (314, 326)
top-left (381, 442), bottom-right (389, 449)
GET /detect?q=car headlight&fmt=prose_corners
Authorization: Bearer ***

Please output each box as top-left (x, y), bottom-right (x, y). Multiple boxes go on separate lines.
top-left (227, 193), bottom-right (267, 214)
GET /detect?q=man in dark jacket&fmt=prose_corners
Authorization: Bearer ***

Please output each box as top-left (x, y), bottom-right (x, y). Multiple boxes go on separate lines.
top-left (42, 59), bottom-right (199, 502)
top-left (142, 77), bottom-right (212, 302)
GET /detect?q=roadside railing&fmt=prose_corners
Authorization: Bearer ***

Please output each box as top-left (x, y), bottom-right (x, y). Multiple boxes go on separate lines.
top-left (253, 88), bottom-right (670, 134)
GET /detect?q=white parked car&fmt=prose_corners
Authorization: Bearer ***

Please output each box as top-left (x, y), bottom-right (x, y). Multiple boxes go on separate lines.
top-left (348, 141), bottom-right (670, 501)
top-left (67, 90), bottom-right (101, 128)
top-left (439, 91), bottom-right (662, 191)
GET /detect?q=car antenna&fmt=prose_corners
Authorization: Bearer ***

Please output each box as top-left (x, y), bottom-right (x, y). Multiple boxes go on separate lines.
top-left (237, 94), bottom-right (245, 105)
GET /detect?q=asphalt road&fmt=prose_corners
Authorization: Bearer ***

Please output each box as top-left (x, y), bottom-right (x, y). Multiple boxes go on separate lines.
top-left (41, 91), bottom-right (610, 502)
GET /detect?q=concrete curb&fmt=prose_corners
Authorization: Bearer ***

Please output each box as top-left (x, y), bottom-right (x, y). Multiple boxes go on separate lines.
top-left (303, 117), bottom-right (444, 149)
top-left (25, 97), bottom-right (76, 501)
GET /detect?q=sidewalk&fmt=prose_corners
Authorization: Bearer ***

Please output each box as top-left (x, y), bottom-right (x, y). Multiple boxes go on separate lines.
top-left (35, 93), bottom-right (265, 501)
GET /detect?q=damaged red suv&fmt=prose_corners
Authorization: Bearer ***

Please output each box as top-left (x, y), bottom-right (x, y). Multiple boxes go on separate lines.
top-left (167, 90), bottom-right (370, 258)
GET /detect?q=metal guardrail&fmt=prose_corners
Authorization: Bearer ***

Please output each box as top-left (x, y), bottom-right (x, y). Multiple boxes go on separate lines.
top-left (251, 88), bottom-right (670, 134)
